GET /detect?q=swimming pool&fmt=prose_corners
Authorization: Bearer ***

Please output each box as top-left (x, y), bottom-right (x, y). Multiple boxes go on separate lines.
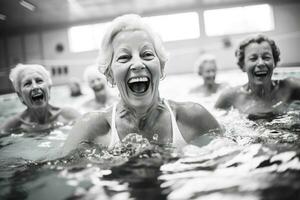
top-left (0, 69), bottom-right (300, 200)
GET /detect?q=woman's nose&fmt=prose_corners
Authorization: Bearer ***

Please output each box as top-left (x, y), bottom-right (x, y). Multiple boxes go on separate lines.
top-left (130, 58), bottom-right (145, 71)
top-left (257, 57), bottom-right (264, 65)
top-left (32, 81), bottom-right (39, 88)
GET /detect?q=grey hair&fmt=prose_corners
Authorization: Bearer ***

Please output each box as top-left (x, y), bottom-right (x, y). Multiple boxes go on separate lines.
top-left (194, 54), bottom-right (217, 76)
top-left (9, 63), bottom-right (52, 92)
top-left (97, 14), bottom-right (169, 85)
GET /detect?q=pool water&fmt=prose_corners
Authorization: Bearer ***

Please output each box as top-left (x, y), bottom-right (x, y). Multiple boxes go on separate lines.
top-left (0, 70), bottom-right (300, 200)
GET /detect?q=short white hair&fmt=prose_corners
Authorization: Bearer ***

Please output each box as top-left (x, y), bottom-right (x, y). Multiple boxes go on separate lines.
top-left (83, 65), bottom-right (106, 84)
top-left (194, 54), bottom-right (217, 75)
top-left (97, 14), bottom-right (169, 85)
top-left (9, 63), bottom-right (52, 92)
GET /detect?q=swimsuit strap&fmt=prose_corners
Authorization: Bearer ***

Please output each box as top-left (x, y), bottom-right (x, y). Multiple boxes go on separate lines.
top-left (163, 99), bottom-right (187, 148)
top-left (108, 102), bottom-right (120, 149)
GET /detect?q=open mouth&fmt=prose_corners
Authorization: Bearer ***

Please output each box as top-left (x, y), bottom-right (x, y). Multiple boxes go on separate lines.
top-left (30, 89), bottom-right (45, 103)
top-left (127, 76), bottom-right (150, 94)
top-left (254, 70), bottom-right (268, 77)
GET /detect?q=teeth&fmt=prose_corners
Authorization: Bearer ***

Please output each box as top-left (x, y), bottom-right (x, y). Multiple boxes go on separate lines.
top-left (255, 71), bottom-right (267, 75)
top-left (32, 93), bottom-right (42, 97)
top-left (128, 77), bottom-right (148, 84)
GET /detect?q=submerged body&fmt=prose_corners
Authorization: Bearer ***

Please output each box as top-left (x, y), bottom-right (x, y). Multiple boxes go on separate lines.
top-left (215, 35), bottom-right (300, 118)
top-left (63, 14), bottom-right (221, 155)
top-left (190, 54), bottom-right (227, 96)
top-left (1, 64), bottom-right (80, 133)
top-left (82, 66), bottom-right (118, 111)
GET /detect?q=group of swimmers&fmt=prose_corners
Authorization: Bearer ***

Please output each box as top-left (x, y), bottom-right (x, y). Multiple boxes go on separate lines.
top-left (0, 14), bottom-right (299, 156)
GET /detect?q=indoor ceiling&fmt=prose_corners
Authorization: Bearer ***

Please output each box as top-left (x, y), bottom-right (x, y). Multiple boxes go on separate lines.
top-left (0, 0), bottom-right (297, 36)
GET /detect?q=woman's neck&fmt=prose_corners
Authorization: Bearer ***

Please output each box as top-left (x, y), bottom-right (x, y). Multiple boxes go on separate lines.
top-left (203, 81), bottom-right (217, 91)
top-left (120, 96), bottom-right (163, 119)
top-left (247, 81), bottom-right (273, 99)
top-left (95, 92), bottom-right (107, 104)
top-left (27, 106), bottom-right (52, 124)
top-left (119, 97), bottom-right (164, 132)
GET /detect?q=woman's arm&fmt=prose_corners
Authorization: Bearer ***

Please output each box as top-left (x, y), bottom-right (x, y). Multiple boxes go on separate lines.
top-left (62, 111), bottom-right (110, 156)
top-left (174, 101), bottom-right (221, 142)
top-left (214, 87), bottom-right (237, 109)
top-left (285, 77), bottom-right (300, 100)
top-left (0, 115), bottom-right (22, 133)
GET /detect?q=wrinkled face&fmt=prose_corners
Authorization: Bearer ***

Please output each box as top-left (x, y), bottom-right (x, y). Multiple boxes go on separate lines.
top-left (243, 41), bottom-right (275, 86)
top-left (88, 74), bottom-right (106, 94)
top-left (18, 69), bottom-right (50, 108)
top-left (111, 30), bottom-right (161, 108)
top-left (201, 61), bottom-right (217, 84)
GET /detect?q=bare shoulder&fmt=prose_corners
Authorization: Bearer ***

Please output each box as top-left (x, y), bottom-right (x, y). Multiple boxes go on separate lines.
top-left (0, 113), bottom-right (23, 133)
top-left (60, 106), bottom-right (81, 120)
top-left (167, 100), bottom-right (221, 140)
top-left (281, 77), bottom-right (300, 88)
top-left (215, 86), bottom-right (240, 109)
top-left (281, 77), bottom-right (300, 100)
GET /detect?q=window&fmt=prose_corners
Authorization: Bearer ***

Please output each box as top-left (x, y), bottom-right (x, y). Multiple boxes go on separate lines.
top-left (68, 22), bottom-right (109, 52)
top-left (68, 12), bottom-right (200, 52)
top-left (204, 4), bottom-right (274, 36)
top-left (144, 12), bottom-right (200, 42)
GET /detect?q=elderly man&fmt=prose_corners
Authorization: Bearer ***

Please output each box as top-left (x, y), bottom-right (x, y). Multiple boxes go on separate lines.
top-left (1, 64), bottom-right (80, 133)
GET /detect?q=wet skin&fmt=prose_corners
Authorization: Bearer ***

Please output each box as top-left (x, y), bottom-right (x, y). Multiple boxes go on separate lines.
top-left (62, 30), bottom-right (221, 155)
top-left (1, 68), bottom-right (80, 132)
top-left (215, 41), bottom-right (300, 117)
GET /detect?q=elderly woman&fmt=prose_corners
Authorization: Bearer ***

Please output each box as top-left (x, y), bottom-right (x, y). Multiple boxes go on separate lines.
top-left (0, 64), bottom-right (80, 133)
top-left (82, 65), bottom-right (118, 111)
top-left (215, 34), bottom-right (300, 119)
top-left (62, 14), bottom-right (221, 155)
top-left (190, 54), bottom-right (227, 96)
top-left (68, 77), bottom-right (83, 97)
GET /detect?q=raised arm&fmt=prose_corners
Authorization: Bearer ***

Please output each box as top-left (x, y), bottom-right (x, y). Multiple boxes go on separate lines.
top-left (62, 111), bottom-right (110, 156)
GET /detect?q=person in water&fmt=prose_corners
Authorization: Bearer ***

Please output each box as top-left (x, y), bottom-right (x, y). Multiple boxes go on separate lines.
top-left (190, 54), bottom-right (227, 96)
top-left (68, 77), bottom-right (83, 97)
top-left (0, 64), bottom-right (80, 133)
top-left (215, 34), bottom-right (300, 118)
top-left (62, 14), bottom-right (221, 155)
top-left (82, 65), bottom-right (118, 111)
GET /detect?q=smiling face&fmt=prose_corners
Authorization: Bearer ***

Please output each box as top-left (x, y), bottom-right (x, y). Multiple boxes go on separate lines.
top-left (243, 41), bottom-right (275, 86)
top-left (111, 30), bottom-right (161, 109)
top-left (87, 74), bottom-right (106, 94)
top-left (201, 61), bottom-right (217, 85)
top-left (17, 68), bottom-right (50, 108)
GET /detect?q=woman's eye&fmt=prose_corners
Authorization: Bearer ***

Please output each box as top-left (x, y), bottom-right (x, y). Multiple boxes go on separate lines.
top-left (36, 79), bottom-right (43, 84)
top-left (249, 56), bottom-right (257, 62)
top-left (142, 51), bottom-right (154, 60)
top-left (117, 55), bottom-right (131, 63)
top-left (23, 82), bottom-right (30, 87)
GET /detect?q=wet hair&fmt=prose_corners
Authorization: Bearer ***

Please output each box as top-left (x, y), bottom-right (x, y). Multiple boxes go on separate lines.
top-left (194, 54), bottom-right (217, 76)
top-left (97, 14), bottom-right (169, 85)
top-left (9, 63), bottom-right (52, 93)
top-left (235, 34), bottom-right (280, 70)
top-left (83, 65), bottom-right (106, 84)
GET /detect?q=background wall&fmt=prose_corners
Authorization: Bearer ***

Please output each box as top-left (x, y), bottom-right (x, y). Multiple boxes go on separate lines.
top-left (0, 2), bottom-right (300, 94)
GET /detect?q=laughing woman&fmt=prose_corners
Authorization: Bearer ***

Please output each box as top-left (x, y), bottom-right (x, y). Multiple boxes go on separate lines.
top-left (0, 64), bottom-right (80, 133)
top-left (62, 14), bottom-right (221, 155)
top-left (215, 34), bottom-right (300, 119)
